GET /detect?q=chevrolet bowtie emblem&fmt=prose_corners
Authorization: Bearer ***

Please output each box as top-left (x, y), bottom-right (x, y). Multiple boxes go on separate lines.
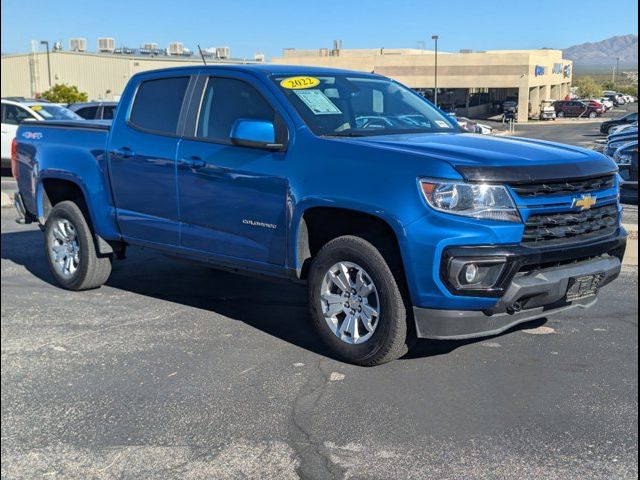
top-left (572, 194), bottom-right (597, 211)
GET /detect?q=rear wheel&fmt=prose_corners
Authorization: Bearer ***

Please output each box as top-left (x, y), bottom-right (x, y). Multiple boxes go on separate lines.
top-left (557, 111), bottom-right (565, 118)
top-left (589, 111), bottom-right (598, 119)
top-left (308, 235), bottom-right (411, 366)
top-left (45, 201), bottom-right (112, 290)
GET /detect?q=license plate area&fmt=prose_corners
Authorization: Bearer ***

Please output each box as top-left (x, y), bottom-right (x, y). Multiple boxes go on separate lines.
top-left (565, 273), bottom-right (605, 302)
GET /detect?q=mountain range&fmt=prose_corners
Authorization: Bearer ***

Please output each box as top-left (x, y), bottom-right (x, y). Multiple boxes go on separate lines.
top-left (563, 34), bottom-right (638, 68)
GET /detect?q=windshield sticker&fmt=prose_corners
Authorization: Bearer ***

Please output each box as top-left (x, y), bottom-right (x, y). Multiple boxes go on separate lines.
top-left (435, 120), bottom-right (449, 128)
top-left (293, 90), bottom-right (342, 115)
top-left (280, 76), bottom-right (321, 90)
top-left (29, 105), bottom-right (43, 111)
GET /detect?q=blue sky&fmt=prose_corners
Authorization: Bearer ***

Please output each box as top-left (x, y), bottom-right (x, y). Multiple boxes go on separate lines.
top-left (1, 0), bottom-right (637, 59)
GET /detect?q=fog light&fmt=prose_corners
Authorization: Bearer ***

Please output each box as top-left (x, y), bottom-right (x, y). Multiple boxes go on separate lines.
top-left (446, 256), bottom-right (508, 295)
top-left (464, 263), bottom-right (479, 284)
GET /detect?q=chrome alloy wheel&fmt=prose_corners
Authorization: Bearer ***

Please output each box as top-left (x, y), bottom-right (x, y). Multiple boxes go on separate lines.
top-left (48, 218), bottom-right (80, 278)
top-left (319, 262), bottom-right (380, 344)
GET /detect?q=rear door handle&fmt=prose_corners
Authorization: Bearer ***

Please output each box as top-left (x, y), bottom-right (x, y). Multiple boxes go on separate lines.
top-left (113, 147), bottom-right (134, 158)
top-left (178, 157), bottom-right (206, 169)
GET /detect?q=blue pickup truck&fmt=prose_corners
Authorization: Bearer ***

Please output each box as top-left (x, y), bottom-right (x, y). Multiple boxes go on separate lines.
top-left (12, 65), bottom-right (627, 365)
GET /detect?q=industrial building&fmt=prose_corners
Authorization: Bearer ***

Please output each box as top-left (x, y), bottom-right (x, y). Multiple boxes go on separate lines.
top-left (273, 46), bottom-right (573, 123)
top-left (2, 39), bottom-right (573, 123)
top-left (1, 39), bottom-right (260, 101)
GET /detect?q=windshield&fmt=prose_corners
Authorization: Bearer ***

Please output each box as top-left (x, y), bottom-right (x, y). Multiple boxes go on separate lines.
top-left (28, 105), bottom-right (82, 121)
top-left (272, 74), bottom-right (458, 136)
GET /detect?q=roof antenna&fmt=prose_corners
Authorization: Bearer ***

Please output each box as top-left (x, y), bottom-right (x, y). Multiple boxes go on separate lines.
top-left (198, 45), bottom-right (208, 66)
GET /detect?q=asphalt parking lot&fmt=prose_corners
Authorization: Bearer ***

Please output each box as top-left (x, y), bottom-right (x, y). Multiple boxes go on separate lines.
top-left (1, 112), bottom-right (638, 479)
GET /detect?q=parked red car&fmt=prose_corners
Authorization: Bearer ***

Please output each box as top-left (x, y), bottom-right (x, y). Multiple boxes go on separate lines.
top-left (554, 100), bottom-right (603, 118)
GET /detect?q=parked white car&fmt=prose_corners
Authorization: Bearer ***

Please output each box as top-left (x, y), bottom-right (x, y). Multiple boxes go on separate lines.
top-left (1, 99), bottom-right (82, 168)
top-left (599, 98), bottom-right (615, 110)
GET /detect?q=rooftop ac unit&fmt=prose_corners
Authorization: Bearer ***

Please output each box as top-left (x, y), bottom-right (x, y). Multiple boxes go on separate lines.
top-left (253, 53), bottom-right (265, 62)
top-left (98, 38), bottom-right (115, 53)
top-left (168, 42), bottom-right (184, 56)
top-left (216, 47), bottom-right (230, 59)
top-left (69, 38), bottom-right (87, 52)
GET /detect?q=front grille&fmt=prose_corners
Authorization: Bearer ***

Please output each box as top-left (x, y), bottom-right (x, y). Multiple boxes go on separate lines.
top-left (523, 204), bottom-right (619, 247)
top-left (511, 175), bottom-right (616, 198)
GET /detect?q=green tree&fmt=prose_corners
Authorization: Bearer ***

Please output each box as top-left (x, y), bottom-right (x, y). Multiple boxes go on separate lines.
top-left (39, 84), bottom-right (88, 104)
top-left (618, 84), bottom-right (638, 97)
top-left (574, 76), bottom-right (602, 99)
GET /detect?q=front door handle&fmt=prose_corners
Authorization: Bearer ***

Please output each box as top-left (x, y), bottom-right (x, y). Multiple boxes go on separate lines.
top-left (113, 147), bottom-right (134, 158)
top-left (178, 157), bottom-right (206, 169)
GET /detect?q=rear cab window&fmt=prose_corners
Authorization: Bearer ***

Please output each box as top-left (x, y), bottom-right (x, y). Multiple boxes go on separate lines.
top-left (129, 77), bottom-right (190, 135)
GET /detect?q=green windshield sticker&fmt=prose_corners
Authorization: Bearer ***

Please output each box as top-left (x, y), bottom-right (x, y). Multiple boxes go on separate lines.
top-left (293, 90), bottom-right (342, 115)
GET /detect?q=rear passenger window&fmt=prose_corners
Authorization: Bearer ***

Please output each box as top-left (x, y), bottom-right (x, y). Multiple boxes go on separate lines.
top-left (129, 77), bottom-right (189, 135)
top-left (196, 77), bottom-right (275, 142)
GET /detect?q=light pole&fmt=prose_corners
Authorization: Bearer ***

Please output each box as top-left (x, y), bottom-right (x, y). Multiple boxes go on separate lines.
top-left (432, 35), bottom-right (439, 106)
top-left (615, 57), bottom-right (620, 85)
top-left (40, 41), bottom-right (52, 88)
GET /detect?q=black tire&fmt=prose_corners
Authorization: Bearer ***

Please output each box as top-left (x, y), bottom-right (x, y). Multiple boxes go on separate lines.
top-left (307, 235), bottom-right (411, 366)
top-left (45, 200), bottom-right (112, 290)
top-left (557, 111), bottom-right (565, 118)
top-left (589, 111), bottom-right (597, 119)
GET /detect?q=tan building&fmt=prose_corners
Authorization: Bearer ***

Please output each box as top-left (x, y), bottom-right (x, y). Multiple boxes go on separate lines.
top-left (273, 48), bottom-right (573, 122)
top-left (1, 50), bottom-right (255, 102)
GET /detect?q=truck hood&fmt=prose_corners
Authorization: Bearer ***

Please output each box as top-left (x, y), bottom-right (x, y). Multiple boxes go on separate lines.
top-left (344, 133), bottom-right (617, 183)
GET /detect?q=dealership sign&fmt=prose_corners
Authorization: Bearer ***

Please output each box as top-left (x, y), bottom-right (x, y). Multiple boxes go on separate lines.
top-left (535, 65), bottom-right (546, 76)
top-left (563, 65), bottom-right (571, 78)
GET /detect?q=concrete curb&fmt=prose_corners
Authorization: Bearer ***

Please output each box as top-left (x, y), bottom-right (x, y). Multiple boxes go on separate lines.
top-left (1, 191), bottom-right (13, 208)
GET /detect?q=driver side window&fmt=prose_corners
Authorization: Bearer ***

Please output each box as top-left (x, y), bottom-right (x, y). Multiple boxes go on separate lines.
top-left (196, 77), bottom-right (275, 143)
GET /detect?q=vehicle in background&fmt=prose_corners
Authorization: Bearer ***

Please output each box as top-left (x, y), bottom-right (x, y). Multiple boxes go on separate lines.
top-left (604, 129), bottom-right (638, 157)
top-left (605, 93), bottom-right (626, 107)
top-left (622, 95), bottom-right (636, 104)
top-left (1, 99), bottom-right (82, 168)
top-left (609, 122), bottom-right (638, 135)
top-left (68, 101), bottom-right (118, 120)
top-left (539, 100), bottom-right (556, 120)
top-left (502, 96), bottom-right (518, 113)
top-left (600, 112), bottom-right (638, 134)
top-left (554, 100), bottom-right (602, 118)
top-left (583, 99), bottom-right (606, 114)
top-left (12, 65), bottom-right (627, 366)
top-left (613, 141), bottom-right (638, 204)
top-left (456, 117), bottom-right (493, 134)
top-left (599, 98), bottom-right (615, 110)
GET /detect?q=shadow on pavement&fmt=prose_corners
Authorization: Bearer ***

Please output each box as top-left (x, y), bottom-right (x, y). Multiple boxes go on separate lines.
top-left (1, 228), bottom-right (547, 363)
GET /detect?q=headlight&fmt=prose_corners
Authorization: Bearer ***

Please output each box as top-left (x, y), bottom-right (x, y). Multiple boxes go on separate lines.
top-left (420, 179), bottom-right (521, 223)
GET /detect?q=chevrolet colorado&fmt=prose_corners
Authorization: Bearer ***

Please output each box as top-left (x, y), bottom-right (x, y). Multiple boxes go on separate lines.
top-left (12, 65), bottom-right (627, 365)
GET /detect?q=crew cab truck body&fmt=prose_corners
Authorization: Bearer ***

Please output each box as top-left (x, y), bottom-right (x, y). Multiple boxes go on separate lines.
top-left (13, 65), bottom-right (627, 366)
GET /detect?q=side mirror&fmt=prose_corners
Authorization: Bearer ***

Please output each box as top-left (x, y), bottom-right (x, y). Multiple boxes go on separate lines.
top-left (230, 119), bottom-right (284, 151)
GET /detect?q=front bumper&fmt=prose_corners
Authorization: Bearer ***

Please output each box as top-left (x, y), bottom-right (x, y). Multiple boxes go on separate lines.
top-left (413, 232), bottom-right (626, 340)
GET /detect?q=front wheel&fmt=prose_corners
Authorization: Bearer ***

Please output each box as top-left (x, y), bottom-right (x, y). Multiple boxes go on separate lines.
top-left (589, 111), bottom-right (598, 119)
top-left (45, 201), bottom-right (112, 290)
top-left (557, 111), bottom-right (565, 118)
top-left (307, 235), bottom-right (412, 366)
